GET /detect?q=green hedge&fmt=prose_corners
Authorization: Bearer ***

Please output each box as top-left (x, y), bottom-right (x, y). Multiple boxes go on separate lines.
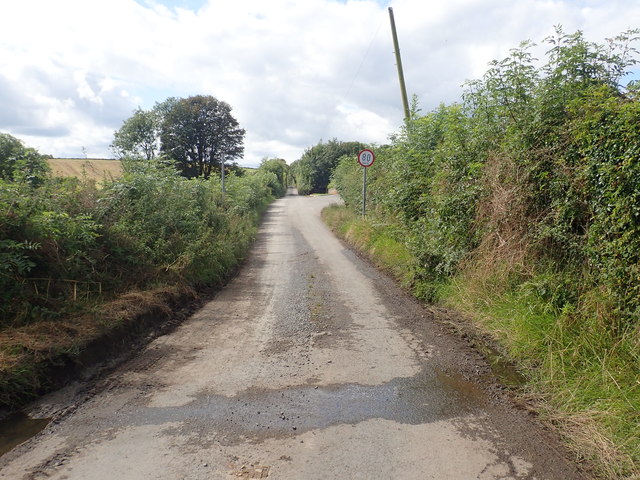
top-left (0, 157), bottom-right (287, 326)
top-left (330, 28), bottom-right (640, 475)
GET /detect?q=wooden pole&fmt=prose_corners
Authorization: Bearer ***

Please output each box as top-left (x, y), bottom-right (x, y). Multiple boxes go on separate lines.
top-left (388, 7), bottom-right (410, 122)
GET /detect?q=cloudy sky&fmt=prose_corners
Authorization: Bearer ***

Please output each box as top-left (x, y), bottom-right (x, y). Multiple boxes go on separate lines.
top-left (1, 0), bottom-right (639, 167)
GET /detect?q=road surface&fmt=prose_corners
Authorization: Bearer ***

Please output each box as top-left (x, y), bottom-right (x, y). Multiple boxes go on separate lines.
top-left (0, 192), bottom-right (585, 479)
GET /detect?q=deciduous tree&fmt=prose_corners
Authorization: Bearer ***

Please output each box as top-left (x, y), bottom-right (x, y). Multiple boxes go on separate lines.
top-left (111, 108), bottom-right (160, 160)
top-left (0, 133), bottom-right (50, 186)
top-left (160, 95), bottom-right (245, 179)
top-left (112, 95), bottom-right (245, 179)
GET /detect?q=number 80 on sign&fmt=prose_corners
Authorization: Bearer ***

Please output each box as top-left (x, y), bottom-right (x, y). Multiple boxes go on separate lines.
top-left (357, 149), bottom-right (375, 167)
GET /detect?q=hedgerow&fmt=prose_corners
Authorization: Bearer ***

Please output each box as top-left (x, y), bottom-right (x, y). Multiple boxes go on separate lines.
top-left (330, 27), bottom-right (640, 476)
top-left (0, 155), bottom-right (287, 326)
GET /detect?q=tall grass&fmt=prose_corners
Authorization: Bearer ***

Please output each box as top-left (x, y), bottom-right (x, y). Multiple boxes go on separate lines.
top-left (324, 204), bottom-right (639, 478)
top-left (440, 272), bottom-right (640, 478)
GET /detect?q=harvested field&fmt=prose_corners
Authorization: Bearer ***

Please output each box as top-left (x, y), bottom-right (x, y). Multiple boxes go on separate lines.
top-left (47, 158), bottom-right (122, 182)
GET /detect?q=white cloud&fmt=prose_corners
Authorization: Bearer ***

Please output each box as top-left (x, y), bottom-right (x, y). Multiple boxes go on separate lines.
top-left (0, 0), bottom-right (639, 166)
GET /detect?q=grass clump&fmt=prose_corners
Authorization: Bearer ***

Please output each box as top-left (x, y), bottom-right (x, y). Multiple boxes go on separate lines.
top-left (441, 271), bottom-right (639, 478)
top-left (322, 204), bottom-right (413, 285)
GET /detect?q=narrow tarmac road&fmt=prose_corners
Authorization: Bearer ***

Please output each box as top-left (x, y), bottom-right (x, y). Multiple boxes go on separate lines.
top-left (0, 192), bottom-right (586, 479)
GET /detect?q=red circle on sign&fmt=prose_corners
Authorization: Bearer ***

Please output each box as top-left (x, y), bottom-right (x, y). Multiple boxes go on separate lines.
top-left (358, 149), bottom-right (375, 167)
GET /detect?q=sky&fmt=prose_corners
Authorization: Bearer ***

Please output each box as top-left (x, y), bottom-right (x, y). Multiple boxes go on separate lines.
top-left (1, 0), bottom-right (639, 167)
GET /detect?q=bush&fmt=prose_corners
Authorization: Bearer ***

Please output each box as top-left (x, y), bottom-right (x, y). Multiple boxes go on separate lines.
top-left (0, 155), bottom-right (279, 327)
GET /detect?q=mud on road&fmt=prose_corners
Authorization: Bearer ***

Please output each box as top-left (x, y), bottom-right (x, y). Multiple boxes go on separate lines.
top-left (0, 192), bottom-right (587, 479)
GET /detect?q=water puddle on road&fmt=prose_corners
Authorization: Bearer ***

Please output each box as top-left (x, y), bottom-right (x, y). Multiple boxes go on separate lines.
top-left (133, 368), bottom-right (490, 445)
top-left (0, 412), bottom-right (50, 456)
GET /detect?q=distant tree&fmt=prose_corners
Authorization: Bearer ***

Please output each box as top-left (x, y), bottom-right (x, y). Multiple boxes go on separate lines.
top-left (160, 95), bottom-right (245, 179)
top-left (112, 96), bottom-right (245, 179)
top-left (257, 158), bottom-right (289, 197)
top-left (293, 139), bottom-right (363, 194)
top-left (111, 107), bottom-right (160, 160)
top-left (0, 133), bottom-right (50, 186)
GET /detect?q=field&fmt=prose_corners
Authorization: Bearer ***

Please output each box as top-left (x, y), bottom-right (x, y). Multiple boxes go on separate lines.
top-left (47, 158), bottom-right (122, 182)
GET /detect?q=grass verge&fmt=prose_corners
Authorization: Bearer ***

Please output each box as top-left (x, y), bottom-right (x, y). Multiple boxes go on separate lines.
top-left (322, 204), bottom-right (414, 285)
top-left (322, 203), bottom-right (640, 480)
top-left (440, 278), bottom-right (640, 479)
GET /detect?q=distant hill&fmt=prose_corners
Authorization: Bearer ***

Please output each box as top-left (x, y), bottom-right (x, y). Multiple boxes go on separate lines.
top-left (47, 158), bottom-right (122, 182)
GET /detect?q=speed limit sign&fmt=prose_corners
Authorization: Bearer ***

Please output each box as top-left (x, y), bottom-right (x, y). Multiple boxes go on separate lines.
top-left (357, 149), bottom-right (375, 167)
top-left (357, 149), bottom-right (375, 216)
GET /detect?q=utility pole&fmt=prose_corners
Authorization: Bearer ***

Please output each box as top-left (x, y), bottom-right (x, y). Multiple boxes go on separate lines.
top-left (388, 7), bottom-right (410, 122)
top-left (221, 161), bottom-right (226, 195)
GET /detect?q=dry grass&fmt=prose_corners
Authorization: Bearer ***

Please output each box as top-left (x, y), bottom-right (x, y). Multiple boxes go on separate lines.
top-left (543, 407), bottom-right (640, 479)
top-left (458, 153), bottom-right (537, 297)
top-left (47, 158), bottom-right (122, 183)
top-left (0, 285), bottom-right (197, 408)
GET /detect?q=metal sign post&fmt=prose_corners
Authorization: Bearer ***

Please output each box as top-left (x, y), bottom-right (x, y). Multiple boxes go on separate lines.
top-left (357, 149), bottom-right (375, 217)
top-left (363, 166), bottom-right (367, 217)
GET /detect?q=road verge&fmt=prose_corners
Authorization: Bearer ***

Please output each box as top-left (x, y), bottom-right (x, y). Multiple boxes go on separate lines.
top-left (321, 203), bottom-right (639, 480)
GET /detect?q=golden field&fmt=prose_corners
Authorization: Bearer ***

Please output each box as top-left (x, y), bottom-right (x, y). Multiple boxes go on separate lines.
top-left (47, 158), bottom-right (122, 182)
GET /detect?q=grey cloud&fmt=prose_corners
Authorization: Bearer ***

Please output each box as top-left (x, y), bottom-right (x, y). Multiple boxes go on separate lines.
top-left (12, 125), bottom-right (71, 137)
top-left (0, 75), bottom-right (36, 129)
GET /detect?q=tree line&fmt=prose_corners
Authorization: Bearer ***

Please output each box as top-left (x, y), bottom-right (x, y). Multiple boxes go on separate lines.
top-left (289, 139), bottom-right (363, 195)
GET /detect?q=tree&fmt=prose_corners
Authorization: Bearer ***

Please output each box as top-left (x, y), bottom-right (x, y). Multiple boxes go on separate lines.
top-left (257, 158), bottom-right (289, 197)
top-left (0, 133), bottom-right (50, 186)
top-left (111, 95), bottom-right (245, 179)
top-left (0, 133), bottom-right (24, 180)
top-left (293, 139), bottom-right (363, 194)
top-left (111, 107), bottom-right (160, 160)
top-left (160, 95), bottom-right (245, 179)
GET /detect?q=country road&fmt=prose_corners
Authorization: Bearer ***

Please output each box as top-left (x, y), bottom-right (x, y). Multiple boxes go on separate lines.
top-left (0, 192), bottom-right (586, 479)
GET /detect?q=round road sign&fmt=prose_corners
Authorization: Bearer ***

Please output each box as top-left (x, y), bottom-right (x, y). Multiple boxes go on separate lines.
top-left (357, 149), bottom-right (375, 167)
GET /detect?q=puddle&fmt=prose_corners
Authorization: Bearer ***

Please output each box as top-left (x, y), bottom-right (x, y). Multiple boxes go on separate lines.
top-left (475, 343), bottom-right (526, 387)
top-left (436, 370), bottom-right (485, 403)
top-left (115, 369), bottom-right (488, 445)
top-left (0, 412), bottom-right (51, 456)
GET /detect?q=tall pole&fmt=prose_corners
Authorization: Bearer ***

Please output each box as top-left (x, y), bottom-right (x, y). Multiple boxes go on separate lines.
top-left (221, 161), bottom-right (226, 195)
top-left (388, 7), bottom-right (410, 122)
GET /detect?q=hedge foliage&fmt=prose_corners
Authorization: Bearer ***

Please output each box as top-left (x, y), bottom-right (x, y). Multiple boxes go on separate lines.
top-left (333, 27), bottom-right (640, 321)
top-left (330, 28), bottom-right (640, 474)
top-left (0, 153), bottom-right (288, 326)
